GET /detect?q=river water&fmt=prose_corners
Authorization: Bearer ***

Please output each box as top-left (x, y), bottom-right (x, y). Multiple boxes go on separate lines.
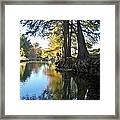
top-left (20, 61), bottom-right (100, 100)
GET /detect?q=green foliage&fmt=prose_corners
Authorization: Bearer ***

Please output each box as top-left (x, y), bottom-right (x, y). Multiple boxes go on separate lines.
top-left (20, 48), bottom-right (25, 56)
top-left (80, 20), bottom-right (100, 44)
top-left (20, 35), bottom-right (32, 57)
top-left (89, 48), bottom-right (100, 55)
top-left (20, 20), bottom-right (100, 59)
top-left (33, 42), bottom-right (39, 48)
top-left (86, 42), bottom-right (93, 49)
top-left (36, 48), bottom-right (42, 58)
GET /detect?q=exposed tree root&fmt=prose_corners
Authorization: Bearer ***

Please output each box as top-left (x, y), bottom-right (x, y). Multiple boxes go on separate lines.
top-left (55, 55), bottom-right (100, 76)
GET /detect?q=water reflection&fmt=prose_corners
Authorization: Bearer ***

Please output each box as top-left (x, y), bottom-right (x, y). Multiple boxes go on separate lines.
top-left (20, 62), bottom-right (100, 100)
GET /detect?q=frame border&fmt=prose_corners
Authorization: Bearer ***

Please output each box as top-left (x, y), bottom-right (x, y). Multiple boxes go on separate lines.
top-left (0, 0), bottom-right (119, 119)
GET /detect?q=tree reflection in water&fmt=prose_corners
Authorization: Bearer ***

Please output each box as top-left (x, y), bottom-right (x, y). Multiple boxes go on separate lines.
top-left (20, 62), bottom-right (100, 100)
top-left (20, 62), bottom-right (42, 82)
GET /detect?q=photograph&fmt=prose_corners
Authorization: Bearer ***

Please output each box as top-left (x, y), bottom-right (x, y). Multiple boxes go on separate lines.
top-left (20, 20), bottom-right (100, 100)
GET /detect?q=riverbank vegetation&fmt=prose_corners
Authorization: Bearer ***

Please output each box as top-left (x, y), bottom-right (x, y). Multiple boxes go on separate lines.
top-left (20, 20), bottom-right (100, 76)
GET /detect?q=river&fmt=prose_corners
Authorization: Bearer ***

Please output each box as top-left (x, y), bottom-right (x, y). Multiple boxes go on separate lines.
top-left (20, 61), bottom-right (100, 100)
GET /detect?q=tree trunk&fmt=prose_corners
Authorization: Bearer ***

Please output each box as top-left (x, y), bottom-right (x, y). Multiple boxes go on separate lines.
top-left (63, 20), bottom-right (68, 60)
top-left (77, 20), bottom-right (89, 60)
top-left (67, 20), bottom-right (72, 57)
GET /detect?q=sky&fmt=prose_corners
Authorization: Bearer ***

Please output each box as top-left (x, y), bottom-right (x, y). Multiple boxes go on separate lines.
top-left (29, 36), bottom-right (49, 49)
top-left (20, 21), bottom-right (100, 49)
top-left (20, 24), bottom-right (49, 49)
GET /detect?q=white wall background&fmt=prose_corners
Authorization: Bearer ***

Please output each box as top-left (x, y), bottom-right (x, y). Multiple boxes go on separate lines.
top-left (0, 0), bottom-right (119, 119)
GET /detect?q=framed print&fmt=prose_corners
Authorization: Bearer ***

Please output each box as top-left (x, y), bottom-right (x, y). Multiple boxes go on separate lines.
top-left (0, 0), bottom-right (119, 119)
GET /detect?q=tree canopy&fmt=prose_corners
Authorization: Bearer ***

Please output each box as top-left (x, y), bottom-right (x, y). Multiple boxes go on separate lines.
top-left (20, 20), bottom-right (100, 43)
top-left (20, 20), bottom-right (100, 59)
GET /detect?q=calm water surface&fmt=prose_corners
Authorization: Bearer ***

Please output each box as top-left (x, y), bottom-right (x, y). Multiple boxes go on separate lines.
top-left (20, 62), bottom-right (100, 100)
